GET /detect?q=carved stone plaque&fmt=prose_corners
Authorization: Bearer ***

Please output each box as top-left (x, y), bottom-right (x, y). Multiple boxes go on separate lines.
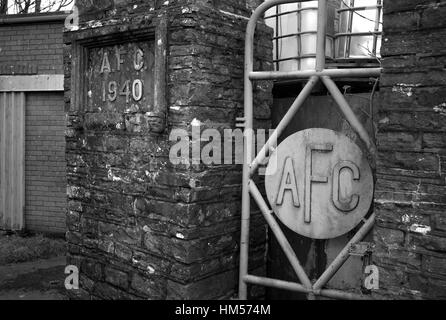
top-left (265, 128), bottom-right (374, 239)
top-left (87, 42), bottom-right (154, 113)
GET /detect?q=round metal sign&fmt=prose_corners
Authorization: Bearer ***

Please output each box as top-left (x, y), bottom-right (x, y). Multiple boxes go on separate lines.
top-left (265, 128), bottom-right (374, 239)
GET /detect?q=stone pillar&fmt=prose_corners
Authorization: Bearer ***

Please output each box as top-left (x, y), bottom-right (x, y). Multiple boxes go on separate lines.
top-left (65, 0), bottom-right (272, 299)
top-left (374, 0), bottom-right (446, 299)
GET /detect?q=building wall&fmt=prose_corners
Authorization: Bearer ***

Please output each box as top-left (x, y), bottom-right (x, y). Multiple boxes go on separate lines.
top-left (374, 0), bottom-right (446, 299)
top-left (65, 0), bottom-right (272, 300)
top-left (0, 20), bottom-right (64, 74)
top-left (25, 92), bottom-right (66, 233)
top-left (0, 17), bottom-right (66, 233)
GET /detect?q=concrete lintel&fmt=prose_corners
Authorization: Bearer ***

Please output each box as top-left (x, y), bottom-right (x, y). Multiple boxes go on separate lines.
top-left (0, 75), bottom-right (64, 92)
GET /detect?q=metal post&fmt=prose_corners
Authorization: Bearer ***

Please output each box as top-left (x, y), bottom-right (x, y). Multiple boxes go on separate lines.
top-left (239, 8), bottom-right (256, 300)
top-left (239, 0), bottom-right (314, 300)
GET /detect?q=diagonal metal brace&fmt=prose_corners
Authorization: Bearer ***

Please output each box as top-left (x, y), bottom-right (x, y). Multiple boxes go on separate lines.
top-left (249, 180), bottom-right (313, 290)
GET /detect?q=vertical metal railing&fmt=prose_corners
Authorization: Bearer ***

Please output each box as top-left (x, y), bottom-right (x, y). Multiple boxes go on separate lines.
top-left (239, 0), bottom-right (381, 300)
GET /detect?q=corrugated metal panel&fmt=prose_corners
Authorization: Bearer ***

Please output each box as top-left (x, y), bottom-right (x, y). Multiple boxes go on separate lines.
top-left (0, 92), bottom-right (25, 231)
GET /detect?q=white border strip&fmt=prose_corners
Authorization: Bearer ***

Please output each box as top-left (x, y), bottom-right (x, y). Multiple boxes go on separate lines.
top-left (0, 75), bottom-right (64, 92)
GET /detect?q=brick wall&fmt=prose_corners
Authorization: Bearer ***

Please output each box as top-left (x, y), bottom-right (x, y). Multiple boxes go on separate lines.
top-left (0, 16), bottom-right (66, 234)
top-left (25, 92), bottom-right (66, 234)
top-left (65, 0), bottom-right (272, 299)
top-left (374, 0), bottom-right (446, 299)
top-left (0, 19), bottom-right (64, 74)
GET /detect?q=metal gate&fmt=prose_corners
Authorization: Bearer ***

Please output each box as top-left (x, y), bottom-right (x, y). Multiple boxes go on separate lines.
top-left (239, 0), bottom-right (382, 300)
top-left (0, 92), bottom-right (25, 231)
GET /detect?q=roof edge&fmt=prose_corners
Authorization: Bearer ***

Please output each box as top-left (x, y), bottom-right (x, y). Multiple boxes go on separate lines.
top-left (0, 11), bottom-right (69, 25)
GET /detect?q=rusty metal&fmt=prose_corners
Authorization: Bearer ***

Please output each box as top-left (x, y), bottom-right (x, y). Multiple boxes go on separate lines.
top-left (240, 0), bottom-right (381, 300)
top-left (264, 128), bottom-right (374, 239)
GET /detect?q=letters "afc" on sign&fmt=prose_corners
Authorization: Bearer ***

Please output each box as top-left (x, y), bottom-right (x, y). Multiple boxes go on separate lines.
top-left (265, 128), bottom-right (374, 240)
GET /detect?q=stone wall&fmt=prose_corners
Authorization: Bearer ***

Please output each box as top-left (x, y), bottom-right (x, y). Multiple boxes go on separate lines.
top-left (374, 0), bottom-right (446, 299)
top-left (65, 0), bottom-right (272, 299)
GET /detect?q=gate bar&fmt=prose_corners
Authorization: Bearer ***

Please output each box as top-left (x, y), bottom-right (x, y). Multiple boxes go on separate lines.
top-left (240, 0), bottom-right (381, 300)
top-left (250, 76), bottom-right (319, 176)
top-left (249, 180), bottom-right (313, 289)
top-left (313, 213), bottom-right (376, 290)
top-left (244, 275), bottom-right (369, 300)
top-left (240, 0), bottom-right (310, 300)
top-left (321, 76), bottom-right (377, 160)
top-left (249, 68), bottom-right (381, 80)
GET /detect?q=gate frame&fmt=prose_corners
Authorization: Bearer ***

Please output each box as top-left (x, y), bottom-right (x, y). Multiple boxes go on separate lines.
top-left (239, 0), bottom-right (382, 300)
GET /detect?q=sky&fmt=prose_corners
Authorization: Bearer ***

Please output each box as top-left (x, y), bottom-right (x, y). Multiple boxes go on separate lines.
top-left (7, 0), bottom-right (74, 14)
